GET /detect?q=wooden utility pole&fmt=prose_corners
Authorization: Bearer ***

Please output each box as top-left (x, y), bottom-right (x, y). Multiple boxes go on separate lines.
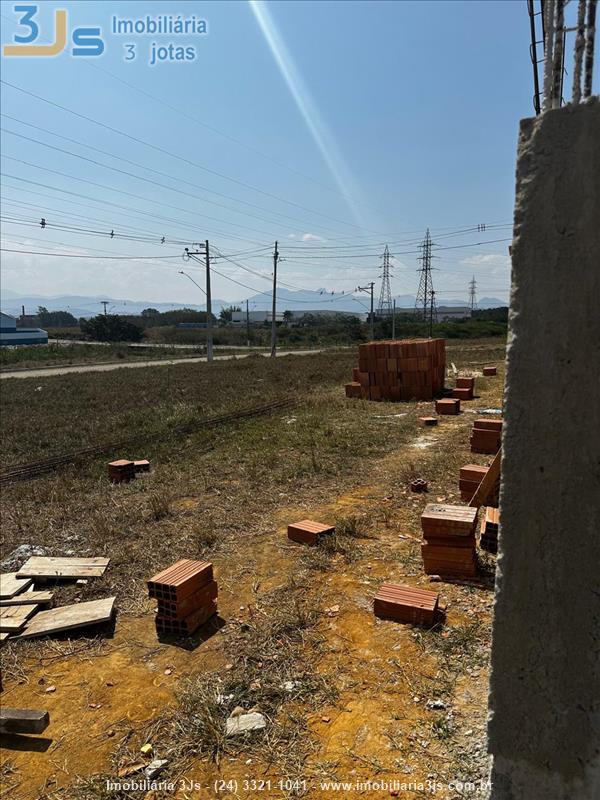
top-left (270, 241), bottom-right (279, 357)
top-left (205, 239), bottom-right (213, 363)
top-left (246, 299), bottom-right (250, 347)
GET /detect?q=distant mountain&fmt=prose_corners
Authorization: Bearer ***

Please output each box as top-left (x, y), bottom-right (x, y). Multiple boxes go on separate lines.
top-left (0, 294), bottom-right (226, 318)
top-left (0, 290), bottom-right (508, 318)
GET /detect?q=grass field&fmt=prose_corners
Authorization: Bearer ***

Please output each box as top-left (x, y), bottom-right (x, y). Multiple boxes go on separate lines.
top-left (0, 342), bottom-right (207, 371)
top-left (0, 339), bottom-right (506, 799)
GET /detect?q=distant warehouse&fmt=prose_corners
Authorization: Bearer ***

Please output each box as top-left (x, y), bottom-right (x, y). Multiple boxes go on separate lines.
top-left (0, 312), bottom-right (48, 346)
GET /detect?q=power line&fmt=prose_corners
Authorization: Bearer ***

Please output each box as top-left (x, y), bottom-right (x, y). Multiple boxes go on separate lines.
top-left (1, 122), bottom-right (353, 239)
top-left (1, 172), bottom-right (267, 246)
top-left (1, 79), bottom-right (381, 234)
top-left (0, 10), bottom-right (363, 207)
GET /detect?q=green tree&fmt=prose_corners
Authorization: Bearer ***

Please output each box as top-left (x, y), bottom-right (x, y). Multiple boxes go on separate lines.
top-left (80, 314), bottom-right (144, 343)
top-left (219, 305), bottom-right (241, 323)
top-left (283, 309), bottom-right (293, 326)
top-left (36, 306), bottom-right (78, 327)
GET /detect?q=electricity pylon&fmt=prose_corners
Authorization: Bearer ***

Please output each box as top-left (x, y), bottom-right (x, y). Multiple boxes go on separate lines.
top-left (377, 245), bottom-right (393, 316)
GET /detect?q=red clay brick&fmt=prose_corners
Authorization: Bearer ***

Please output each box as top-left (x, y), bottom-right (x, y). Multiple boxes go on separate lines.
top-left (156, 580), bottom-right (218, 620)
top-left (147, 559), bottom-right (213, 603)
top-left (436, 398), bottom-right (460, 415)
top-left (108, 460), bottom-right (135, 483)
top-left (451, 388), bottom-right (473, 400)
top-left (287, 519), bottom-right (335, 546)
top-left (373, 583), bottom-right (439, 626)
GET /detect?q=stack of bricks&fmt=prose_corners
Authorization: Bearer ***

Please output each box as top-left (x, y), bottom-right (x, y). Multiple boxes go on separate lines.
top-left (459, 464), bottom-right (490, 502)
top-left (470, 418), bottom-right (503, 454)
top-left (345, 338), bottom-right (446, 402)
top-left (482, 366), bottom-right (497, 376)
top-left (452, 376), bottom-right (475, 401)
top-left (287, 519), bottom-right (334, 546)
top-left (108, 459), bottom-right (135, 483)
top-left (147, 559), bottom-right (217, 637)
top-left (373, 584), bottom-right (440, 626)
top-left (420, 504), bottom-right (478, 578)
top-left (108, 459), bottom-right (151, 482)
top-left (480, 507), bottom-right (500, 553)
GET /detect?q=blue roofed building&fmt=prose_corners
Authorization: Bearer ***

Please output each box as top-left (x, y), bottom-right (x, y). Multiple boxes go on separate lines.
top-left (0, 312), bottom-right (48, 346)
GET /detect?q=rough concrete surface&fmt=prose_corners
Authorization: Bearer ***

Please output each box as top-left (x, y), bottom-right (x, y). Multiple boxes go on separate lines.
top-left (488, 98), bottom-right (600, 798)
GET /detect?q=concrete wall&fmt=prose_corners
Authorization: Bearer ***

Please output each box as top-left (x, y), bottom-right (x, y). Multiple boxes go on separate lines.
top-left (488, 98), bottom-right (600, 798)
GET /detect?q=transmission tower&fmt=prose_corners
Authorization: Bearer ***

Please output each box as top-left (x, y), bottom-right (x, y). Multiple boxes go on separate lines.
top-left (377, 245), bottom-right (393, 316)
top-left (468, 275), bottom-right (478, 311)
top-left (415, 229), bottom-right (437, 321)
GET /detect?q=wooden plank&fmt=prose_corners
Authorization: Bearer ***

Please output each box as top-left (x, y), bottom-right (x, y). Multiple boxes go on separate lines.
top-left (0, 604), bottom-right (38, 632)
top-left (0, 591), bottom-right (53, 607)
top-left (19, 597), bottom-right (116, 639)
top-left (0, 631), bottom-right (9, 644)
top-left (0, 708), bottom-right (50, 735)
top-left (0, 573), bottom-right (33, 599)
top-left (469, 448), bottom-right (502, 508)
top-left (17, 557), bottom-right (110, 580)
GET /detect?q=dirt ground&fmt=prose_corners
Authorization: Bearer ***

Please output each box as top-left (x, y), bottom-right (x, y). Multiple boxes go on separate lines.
top-left (0, 342), bottom-right (505, 800)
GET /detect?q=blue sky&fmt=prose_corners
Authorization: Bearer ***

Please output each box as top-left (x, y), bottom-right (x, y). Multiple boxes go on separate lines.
top-left (0, 1), bottom-right (549, 307)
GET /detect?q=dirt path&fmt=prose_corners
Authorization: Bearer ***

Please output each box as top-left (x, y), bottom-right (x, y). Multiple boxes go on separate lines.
top-left (0, 349), bottom-right (327, 380)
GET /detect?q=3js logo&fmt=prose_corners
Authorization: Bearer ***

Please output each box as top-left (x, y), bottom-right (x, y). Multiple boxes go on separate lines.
top-left (2, 5), bottom-right (104, 57)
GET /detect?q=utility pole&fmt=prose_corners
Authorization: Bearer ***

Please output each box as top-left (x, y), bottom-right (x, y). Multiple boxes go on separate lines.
top-left (377, 245), bottom-right (393, 316)
top-left (358, 281), bottom-right (375, 340)
top-left (392, 299), bottom-right (396, 339)
top-left (415, 228), bottom-right (437, 322)
top-left (182, 242), bottom-right (212, 362)
top-left (246, 299), bottom-right (251, 348)
top-left (100, 301), bottom-right (109, 315)
top-left (270, 241), bottom-right (279, 358)
top-left (205, 239), bottom-right (213, 362)
top-left (468, 275), bottom-right (478, 312)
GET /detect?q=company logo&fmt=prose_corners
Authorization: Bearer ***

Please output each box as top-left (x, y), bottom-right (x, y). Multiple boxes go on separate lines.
top-left (3, 5), bottom-right (104, 57)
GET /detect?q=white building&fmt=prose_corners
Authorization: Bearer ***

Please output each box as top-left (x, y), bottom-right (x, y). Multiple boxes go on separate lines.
top-left (436, 306), bottom-right (472, 321)
top-left (231, 310), bottom-right (284, 325)
top-left (0, 312), bottom-right (48, 346)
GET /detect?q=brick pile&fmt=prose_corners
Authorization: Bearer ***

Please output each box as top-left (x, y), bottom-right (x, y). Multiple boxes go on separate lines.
top-left (345, 338), bottom-right (446, 401)
top-left (108, 459), bottom-right (151, 483)
top-left (420, 504), bottom-right (478, 578)
top-left (452, 376), bottom-right (475, 401)
top-left (147, 559), bottom-right (217, 636)
top-left (373, 584), bottom-right (440, 626)
top-left (482, 366), bottom-right (497, 376)
top-left (470, 418), bottom-right (503, 454)
top-left (459, 464), bottom-right (489, 502)
top-left (108, 459), bottom-right (135, 483)
top-left (435, 398), bottom-right (460, 415)
top-left (480, 507), bottom-right (500, 553)
top-left (287, 519), bottom-right (335, 546)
